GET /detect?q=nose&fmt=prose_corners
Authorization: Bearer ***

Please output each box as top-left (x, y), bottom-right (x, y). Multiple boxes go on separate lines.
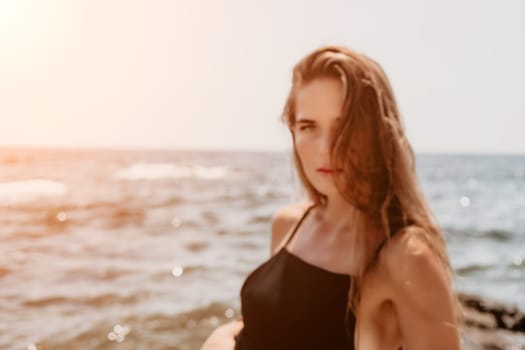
top-left (319, 128), bottom-right (336, 157)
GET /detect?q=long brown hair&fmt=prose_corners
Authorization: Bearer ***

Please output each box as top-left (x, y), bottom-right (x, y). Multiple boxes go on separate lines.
top-left (280, 45), bottom-right (464, 336)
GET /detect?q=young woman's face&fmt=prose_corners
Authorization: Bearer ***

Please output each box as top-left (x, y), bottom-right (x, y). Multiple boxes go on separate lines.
top-left (293, 77), bottom-right (345, 196)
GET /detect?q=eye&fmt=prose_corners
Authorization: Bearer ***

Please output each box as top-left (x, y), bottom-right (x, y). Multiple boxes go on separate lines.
top-left (299, 125), bottom-right (314, 131)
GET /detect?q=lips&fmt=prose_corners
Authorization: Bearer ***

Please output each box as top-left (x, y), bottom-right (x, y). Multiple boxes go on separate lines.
top-left (317, 167), bottom-right (342, 173)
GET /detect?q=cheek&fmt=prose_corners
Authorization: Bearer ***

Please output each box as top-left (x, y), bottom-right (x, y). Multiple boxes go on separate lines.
top-left (294, 135), bottom-right (307, 154)
top-left (295, 138), bottom-right (316, 166)
top-left (294, 133), bottom-right (314, 150)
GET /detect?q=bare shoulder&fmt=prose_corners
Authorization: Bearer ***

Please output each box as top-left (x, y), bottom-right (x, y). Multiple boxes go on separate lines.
top-left (379, 225), bottom-right (442, 278)
top-left (378, 225), bottom-right (453, 309)
top-left (270, 201), bottom-right (313, 256)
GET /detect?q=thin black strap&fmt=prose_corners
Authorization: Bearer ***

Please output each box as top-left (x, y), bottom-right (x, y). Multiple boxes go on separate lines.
top-left (282, 203), bottom-right (316, 247)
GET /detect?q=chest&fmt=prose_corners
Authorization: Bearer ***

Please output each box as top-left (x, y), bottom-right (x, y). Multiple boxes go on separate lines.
top-left (286, 224), bottom-right (361, 276)
top-left (239, 247), bottom-right (354, 349)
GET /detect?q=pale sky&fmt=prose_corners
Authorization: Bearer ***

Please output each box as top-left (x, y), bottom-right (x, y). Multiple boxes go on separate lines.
top-left (1, 0), bottom-right (524, 154)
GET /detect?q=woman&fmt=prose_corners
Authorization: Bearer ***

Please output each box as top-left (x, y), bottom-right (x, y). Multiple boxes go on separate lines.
top-left (202, 45), bottom-right (464, 349)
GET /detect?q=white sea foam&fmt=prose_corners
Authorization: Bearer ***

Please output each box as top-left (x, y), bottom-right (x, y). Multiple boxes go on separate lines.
top-left (113, 162), bottom-right (230, 180)
top-left (0, 179), bottom-right (67, 205)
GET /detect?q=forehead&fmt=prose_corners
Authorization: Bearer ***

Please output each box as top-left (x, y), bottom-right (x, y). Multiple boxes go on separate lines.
top-left (295, 78), bottom-right (344, 122)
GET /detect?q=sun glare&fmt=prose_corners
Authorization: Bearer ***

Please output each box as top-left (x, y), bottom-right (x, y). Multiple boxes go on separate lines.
top-left (0, 0), bottom-right (25, 28)
top-left (0, 0), bottom-right (54, 48)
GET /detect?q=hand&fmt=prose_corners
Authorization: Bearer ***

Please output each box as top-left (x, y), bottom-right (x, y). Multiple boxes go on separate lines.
top-left (201, 319), bottom-right (244, 350)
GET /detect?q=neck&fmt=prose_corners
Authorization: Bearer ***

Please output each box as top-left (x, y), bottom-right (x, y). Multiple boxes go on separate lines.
top-left (315, 195), bottom-right (357, 232)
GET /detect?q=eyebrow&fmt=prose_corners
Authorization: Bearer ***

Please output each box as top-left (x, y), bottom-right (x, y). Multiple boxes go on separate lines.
top-left (296, 116), bottom-right (341, 123)
top-left (296, 118), bottom-right (315, 124)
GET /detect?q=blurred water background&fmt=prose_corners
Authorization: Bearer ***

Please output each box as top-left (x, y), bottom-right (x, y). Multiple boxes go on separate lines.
top-left (0, 148), bottom-right (523, 349)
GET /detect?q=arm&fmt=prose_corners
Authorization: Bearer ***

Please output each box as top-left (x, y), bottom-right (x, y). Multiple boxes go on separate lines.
top-left (385, 232), bottom-right (461, 349)
top-left (201, 319), bottom-right (244, 350)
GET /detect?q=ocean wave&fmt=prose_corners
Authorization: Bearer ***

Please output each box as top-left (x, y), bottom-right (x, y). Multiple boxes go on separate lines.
top-left (456, 263), bottom-right (492, 275)
top-left (0, 179), bottom-right (67, 205)
top-left (113, 162), bottom-right (232, 181)
top-left (22, 291), bottom-right (152, 308)
top-left (445, 227), bottom-right (515, 241)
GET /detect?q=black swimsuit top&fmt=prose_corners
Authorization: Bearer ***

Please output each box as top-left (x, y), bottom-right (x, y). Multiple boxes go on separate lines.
top-left (234, 202), bottom-right (412, 350)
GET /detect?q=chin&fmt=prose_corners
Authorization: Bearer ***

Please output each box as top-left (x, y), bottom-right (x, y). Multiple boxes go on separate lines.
top-left (311, 182), bottom-right (334, 196)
